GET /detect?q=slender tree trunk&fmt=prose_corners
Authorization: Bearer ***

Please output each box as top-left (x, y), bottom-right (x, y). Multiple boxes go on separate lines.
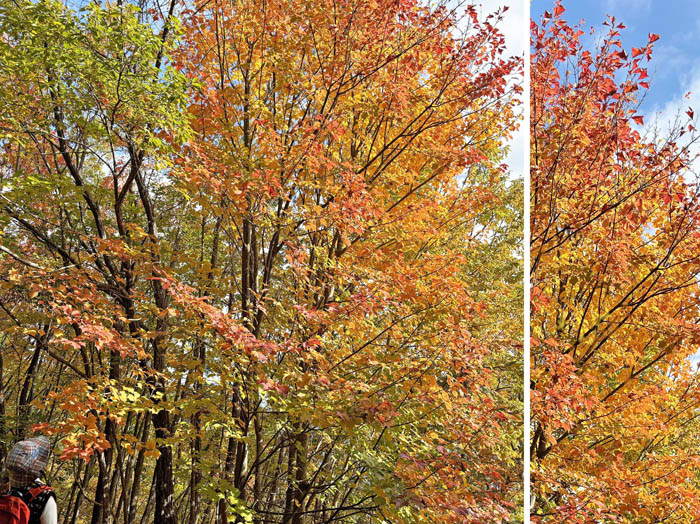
top-left (190, 217), bottom-right (221, 524)
top-left (153, 369), bottom-right (176, 524)
top-left (189, 383), bottom-right (202, 524)
top-left (290, 431), bottom-right (308, 524)
top-left (66, 458), bottom-right (94, 524)
top-left (281, 431), bottom-right (297, 524)
top-left (0, 344), bottom-right (6, 468)
top-left (127, 412), bottom-right (151, 524)
top-left (216, 391), bottom-right (239, 524)
top-left (252, 412), bottom-right (262, 524)
top-left (90, 346), bottom-right (120, 524)
top-left (17, 325), bottom-right (47, 439)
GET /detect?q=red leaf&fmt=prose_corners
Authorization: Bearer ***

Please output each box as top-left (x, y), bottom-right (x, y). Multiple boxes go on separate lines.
top-left (649, 33), bottom-right (660, 43)
top-left (260, 379), bottom-right (290, 396)
top-left (631, 115), bottom-right (644, 125)
top-left (687, 108), bottom-right (695, 120)
top-left (553, 4), bottom-right (565, 17)
top-left (632, 47), bottom-right (645, 58)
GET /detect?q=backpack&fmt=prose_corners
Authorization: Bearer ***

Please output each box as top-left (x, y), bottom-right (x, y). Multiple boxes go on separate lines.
top-left (0, 493), bottom-right (30, 524)
top-left (0, 484), bottom-right (53, 524)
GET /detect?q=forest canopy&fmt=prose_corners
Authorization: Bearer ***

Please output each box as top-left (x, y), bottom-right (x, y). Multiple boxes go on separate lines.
top-left (0, 0), bottom-right (523, 523)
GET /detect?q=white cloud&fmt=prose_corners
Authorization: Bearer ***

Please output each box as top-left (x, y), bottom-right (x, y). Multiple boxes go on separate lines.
top-left (645, 61), bottom-right (700, 368)
top-left (654, 74), bottom-right (700, 127)
top-left (477, 1), bottom-right (526, 177)
top-left (480, 1), bottom-right (527, 58)
top-left (605, 0), bottom-right (652, 13)
top-left (648, 44), bottom-right (694, 85)
top-left (646, 63), bottom-right (700, 175)
top-left (689, 350), bottom-right (700, 367)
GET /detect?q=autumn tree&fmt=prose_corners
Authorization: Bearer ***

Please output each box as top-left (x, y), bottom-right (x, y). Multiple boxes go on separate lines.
top-left (531, 3), bottom-right (700, 522)
top-left (0, 0), bottom-right (522, 523)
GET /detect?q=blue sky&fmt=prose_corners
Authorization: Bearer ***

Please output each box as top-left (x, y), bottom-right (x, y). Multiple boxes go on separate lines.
top-left (533, 0), bottom-right (700, 367)
top-left (479, 1), bottom-right (527, 177)
top-left (532, 0), bottom-right (700, 128)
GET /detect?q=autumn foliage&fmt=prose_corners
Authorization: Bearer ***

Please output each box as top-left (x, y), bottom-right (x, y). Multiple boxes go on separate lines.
top-left (0, 0), bottom-right (522, 523)
top-left (531, 3), bottom-right (700, 522)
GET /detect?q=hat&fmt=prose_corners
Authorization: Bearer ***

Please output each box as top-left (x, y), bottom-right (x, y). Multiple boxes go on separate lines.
top-left (6, 436), bottom-right (50, 487)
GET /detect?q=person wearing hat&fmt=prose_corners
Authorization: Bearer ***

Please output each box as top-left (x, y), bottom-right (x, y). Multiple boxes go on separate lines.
top-left (2, 436), bottom-right (56, 524)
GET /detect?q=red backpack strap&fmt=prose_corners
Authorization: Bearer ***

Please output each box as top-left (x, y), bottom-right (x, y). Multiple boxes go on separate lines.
top-left (26, 484), bottom-right (53, 502)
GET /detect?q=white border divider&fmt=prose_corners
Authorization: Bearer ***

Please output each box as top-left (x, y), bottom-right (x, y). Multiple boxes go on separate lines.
top-left (523, 0), bottom-right (531, 518)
